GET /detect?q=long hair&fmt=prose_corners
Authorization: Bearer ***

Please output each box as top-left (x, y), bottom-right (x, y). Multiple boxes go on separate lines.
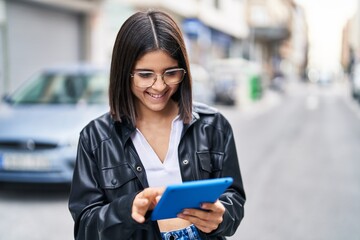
top-left (109, 10), bottom-right (192, 125)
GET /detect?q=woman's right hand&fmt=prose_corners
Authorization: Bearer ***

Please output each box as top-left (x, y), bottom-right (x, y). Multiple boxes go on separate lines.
top-left (131, 187), bottom-right (165, 223)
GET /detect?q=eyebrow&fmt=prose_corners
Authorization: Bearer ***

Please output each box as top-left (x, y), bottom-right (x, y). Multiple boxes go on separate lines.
top-left (134, 66), bottom-right (179, 72)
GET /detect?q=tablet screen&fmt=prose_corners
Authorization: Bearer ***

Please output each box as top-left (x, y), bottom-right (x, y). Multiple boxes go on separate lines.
top-left (151, 177), bottom-right (233, 220)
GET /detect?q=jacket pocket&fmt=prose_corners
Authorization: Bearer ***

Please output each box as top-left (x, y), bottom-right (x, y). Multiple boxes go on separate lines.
top-left (197, 151), bottom-right (224, 177)
top-left (99, 163), bottom-right (137, 189)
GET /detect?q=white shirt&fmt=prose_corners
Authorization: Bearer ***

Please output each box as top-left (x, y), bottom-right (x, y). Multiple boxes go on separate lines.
top-left (131, 116), bottom-right (183, 187)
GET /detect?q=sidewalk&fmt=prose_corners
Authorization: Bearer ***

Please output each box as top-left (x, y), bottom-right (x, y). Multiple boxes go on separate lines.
top-left (243, 88), bottom-right (282, 111)
top-left (234, 88), bottom-right (283, 119)
top-left (214, 87), bottom-right (283, 122)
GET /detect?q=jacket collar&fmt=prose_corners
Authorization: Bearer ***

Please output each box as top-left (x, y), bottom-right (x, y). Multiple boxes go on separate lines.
top-left (113, 117), bottom-right (136, 144)
top-left (183, 102), bottom-right (218, 134)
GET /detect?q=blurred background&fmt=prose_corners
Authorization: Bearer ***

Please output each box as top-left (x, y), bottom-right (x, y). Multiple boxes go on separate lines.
top-left (0, 0), bottom-right (360, 239)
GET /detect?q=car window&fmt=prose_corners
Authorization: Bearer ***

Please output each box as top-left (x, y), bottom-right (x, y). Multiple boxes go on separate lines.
top-left (8, 71), bottom-right (109, 105)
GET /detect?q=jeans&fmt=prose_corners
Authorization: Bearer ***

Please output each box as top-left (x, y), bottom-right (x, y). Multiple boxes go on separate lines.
top-left (161, 224), bottom-right (202, 240)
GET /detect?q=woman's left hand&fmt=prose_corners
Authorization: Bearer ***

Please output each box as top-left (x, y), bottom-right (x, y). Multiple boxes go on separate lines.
top-left (177, 200), bottom-right (225, 233)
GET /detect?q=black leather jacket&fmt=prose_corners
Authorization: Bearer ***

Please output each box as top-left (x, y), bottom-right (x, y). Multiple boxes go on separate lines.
top-left (68, 103), bottom-right (246, 240)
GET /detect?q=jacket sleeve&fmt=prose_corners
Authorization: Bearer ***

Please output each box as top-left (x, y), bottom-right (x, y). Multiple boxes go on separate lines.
top-left (208, 116), bottom-right (246, 238)
top-left (68, 133), bottom-right (149, 240)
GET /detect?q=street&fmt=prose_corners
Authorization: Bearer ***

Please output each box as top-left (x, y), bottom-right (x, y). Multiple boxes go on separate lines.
top-left (1, 80), bottom-right (360, 239)
top-left (0, 184), bottom-right (73, 240)
top-left (226, 81), bottom-right (360, 240)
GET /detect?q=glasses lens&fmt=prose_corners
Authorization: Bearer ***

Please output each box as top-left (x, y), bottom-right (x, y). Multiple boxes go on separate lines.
top-left (132, 69), bottom-right (185, 88)
top-left (163, 69), bottom-right (185, 85)
top-left (134, 71), bottom-right (155, 87)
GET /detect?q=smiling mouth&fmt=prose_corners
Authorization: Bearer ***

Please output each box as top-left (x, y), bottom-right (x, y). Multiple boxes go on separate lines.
top-left (148, 92), bottom-right (166, 99)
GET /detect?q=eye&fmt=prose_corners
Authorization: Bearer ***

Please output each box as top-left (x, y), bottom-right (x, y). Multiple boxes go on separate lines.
top-left (164, 69), bottom-right (180, 76)
top-left (137, 71), bottom-right (154, 79)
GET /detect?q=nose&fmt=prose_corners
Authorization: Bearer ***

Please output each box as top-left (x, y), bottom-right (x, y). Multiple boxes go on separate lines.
top-left (151, 74), bottom-right (167, 90)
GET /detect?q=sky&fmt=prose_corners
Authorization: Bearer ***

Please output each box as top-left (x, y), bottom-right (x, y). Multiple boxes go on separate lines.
top-left (294, 0), bottom-right (358, 72)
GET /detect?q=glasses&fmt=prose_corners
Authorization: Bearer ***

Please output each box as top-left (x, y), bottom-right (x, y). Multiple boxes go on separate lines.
top-left (130, 68), bottom-right (186, 88)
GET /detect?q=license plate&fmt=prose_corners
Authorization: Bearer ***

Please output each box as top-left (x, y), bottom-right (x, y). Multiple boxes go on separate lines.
top-left (0, 153), bottom-right (50, 171)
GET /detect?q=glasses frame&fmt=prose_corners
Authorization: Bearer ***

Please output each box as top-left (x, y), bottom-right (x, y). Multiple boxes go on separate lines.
top-left (130, 68), bottom-right (186, 88)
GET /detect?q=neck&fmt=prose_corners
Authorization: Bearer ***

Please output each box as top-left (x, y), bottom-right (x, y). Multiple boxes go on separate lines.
top-left (136, 101), bottom-right (179, 125)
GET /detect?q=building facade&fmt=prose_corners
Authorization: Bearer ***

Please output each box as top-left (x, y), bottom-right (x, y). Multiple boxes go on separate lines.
top-left (246, 0), bottom-right (308, 84)
top-left (0, 0), bottom-right (102, 95)
top-left (341, 4), bottom-right (360, 74)
top-left (0, 0), bottom-right (308, 99)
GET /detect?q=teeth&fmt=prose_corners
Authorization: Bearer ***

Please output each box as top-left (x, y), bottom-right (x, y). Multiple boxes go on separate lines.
top-left (149, 93), bottom-right (164, 98)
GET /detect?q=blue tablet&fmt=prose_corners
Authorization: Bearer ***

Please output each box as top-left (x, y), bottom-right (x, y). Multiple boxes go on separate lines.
top-left (151, 177), bottom-right (233, 220)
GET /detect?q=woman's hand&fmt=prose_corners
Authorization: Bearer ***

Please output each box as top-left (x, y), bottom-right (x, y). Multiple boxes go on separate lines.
top-left (131, 187), bottom-right (165, 223)
top-left (177, 200), bottom-right (225, 233)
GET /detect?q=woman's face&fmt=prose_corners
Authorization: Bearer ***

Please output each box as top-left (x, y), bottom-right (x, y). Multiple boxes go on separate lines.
top-left (131, 50), bottom-right (181, 116)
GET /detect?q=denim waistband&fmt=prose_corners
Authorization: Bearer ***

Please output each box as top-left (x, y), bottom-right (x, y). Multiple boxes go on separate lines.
top-left (161, 224), bottom-right (202, 240)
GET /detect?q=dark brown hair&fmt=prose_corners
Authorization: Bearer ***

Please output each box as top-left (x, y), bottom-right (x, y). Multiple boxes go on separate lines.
top-left (109, 10), bottom-right (192, 125)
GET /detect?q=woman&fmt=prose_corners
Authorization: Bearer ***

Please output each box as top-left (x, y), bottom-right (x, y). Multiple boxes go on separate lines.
top-left (68, 10), bottom-right (246, 240)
